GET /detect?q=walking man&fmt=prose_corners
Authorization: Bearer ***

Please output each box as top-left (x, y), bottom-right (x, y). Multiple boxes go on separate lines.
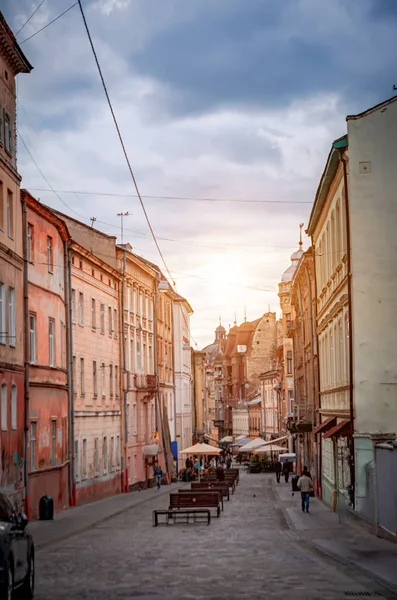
top-left (154, 463), bottom-right (163, 490)
top-left (298, 466), bottom-right (313, 513)
top-left (282, 461), bottom-right (290, 483)
top-left (275, 460), bottom-right (282, 483)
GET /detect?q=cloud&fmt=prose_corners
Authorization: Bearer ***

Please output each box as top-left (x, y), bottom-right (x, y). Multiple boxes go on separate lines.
top-left (2, 0), bottom-right (396, 347)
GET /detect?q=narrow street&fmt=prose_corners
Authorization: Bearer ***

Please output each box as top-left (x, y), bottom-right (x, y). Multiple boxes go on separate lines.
top-left (34, 472), bottom-right (397, 600)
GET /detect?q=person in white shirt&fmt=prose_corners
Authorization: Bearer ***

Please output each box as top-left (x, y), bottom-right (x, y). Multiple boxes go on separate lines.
top-left (297, 466), bottom-right (313, 513)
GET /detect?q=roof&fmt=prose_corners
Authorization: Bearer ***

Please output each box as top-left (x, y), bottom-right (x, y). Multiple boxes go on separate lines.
top-left (307, 135), bottom-right (348, 236)
top-left (247, 397), bottom-right (261, 406)
top-left (259, 369), bottom-right (279, 380)
top-left (49, 206), bottom-right (117, 240)
top-left (346, 95), bottom-right (397, 121)
top-left (280, 246), bottom-right (304, 283)
top-left (21, 190), bottom-right (70, 242)
top-left (0, 12), bottom-right (33, 74)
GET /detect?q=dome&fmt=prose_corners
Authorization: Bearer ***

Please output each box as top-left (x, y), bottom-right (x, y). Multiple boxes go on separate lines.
top-left (281, 246), bottom-right (304, 282)
top-left (216, 324), bottom-right (226, 333)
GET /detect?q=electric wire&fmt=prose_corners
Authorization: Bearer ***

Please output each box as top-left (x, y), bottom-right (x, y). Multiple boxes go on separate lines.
top-left (77, 0), bottom-right (176, 289)
top-left (16, 0), bottom-right (47, 36)
top-left (20, 2), bottom-right (78, 44)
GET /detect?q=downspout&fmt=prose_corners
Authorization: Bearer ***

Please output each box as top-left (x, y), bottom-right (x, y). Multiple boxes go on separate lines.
top-left (22, 201), bottom-right (30, 519)
top-left (340, 152), bottom-right (355, 508)
top-left (65, 241), bottom-right (75, 506)
top-left (121, 250), bottom-right (128, 492)
top-left (312, 237), bottom-right (323, 498)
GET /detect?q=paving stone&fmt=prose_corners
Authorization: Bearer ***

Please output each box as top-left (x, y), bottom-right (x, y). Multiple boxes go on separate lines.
top-left (33, 472), bottom-right (395, 600)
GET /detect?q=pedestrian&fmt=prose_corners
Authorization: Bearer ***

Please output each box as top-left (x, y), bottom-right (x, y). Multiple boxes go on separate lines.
top-left (154, 463), bottom-right (163, 490)
top-left (275, 460), bottom-right (282, 483)
top-left (226, 455), bottom-right (232, 469)
top-left (298, 466), bottom-right (313, 513)
top-left (216, 463), bottom-right (225, 481)
top-left (185, 455), bottom-right (193, 470)
top-left (282, 461), bottom-right (290, 483)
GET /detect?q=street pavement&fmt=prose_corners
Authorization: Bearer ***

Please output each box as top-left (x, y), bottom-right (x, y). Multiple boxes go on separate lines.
top-left (32, 471), bottom-right (397, 600)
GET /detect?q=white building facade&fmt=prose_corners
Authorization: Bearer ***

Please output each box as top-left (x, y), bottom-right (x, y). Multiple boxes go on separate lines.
top-left (232, 406), bottom-right (249, 437)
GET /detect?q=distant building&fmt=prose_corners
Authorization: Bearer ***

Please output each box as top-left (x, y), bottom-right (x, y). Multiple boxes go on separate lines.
top-left (0, 12), bottom-right (32, 507)
top-left (202, 323), bottom-right (226, 442)
top-left (247, 396), bottom-right (261, 438)
top-left (259, 369), bottom-right (280, 440)
top-left (232, 405), bottom-right (249, 437)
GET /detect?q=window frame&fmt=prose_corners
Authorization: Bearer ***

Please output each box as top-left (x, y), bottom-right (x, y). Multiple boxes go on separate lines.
top-left (100, 303), bottom-right (105, 334)
top-left (78, 292), bottom-right (84, 326)
top-left (51, 419), bottom-right (57, 466)
top-left (6, 189), bottom-right (12, 239)
top-left (4, 112), bottom-right (11, 155)
top-left (30, 421), bottom-right (37, 471)
top-left (1, 383), bottom-right (7, 431)
top-left (91, 298), bottom-right (96, 330)
top-left (27, 223), bottom-right (34, 262)
top-left (93, 360), bottom-right (98, 398)
top-left (47, 236), bottom-right (53, 273)
top-left (49, 318), bottom-right (55, 367)
top-left (80, 357), bottom-right (85, 396)
top-left (29, 313), bottom-right (37, 364)
top-left (11, 384), bottom-right (17, 430)
top-left (0, 282), bottom-right (5, 345)
top-left (9, 288), bottom-right (15, 348)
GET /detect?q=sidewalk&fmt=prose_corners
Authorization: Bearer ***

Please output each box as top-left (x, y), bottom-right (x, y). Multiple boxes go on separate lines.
top-left (28, 481), bottom-right (183, 551)
top-left (273, 480), bottom-right (397, 593)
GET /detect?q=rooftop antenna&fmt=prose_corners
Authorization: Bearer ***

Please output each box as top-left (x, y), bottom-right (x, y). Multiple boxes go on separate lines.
top-left (299, 222), bottom-right (304, 248)
top-left (244, 307), bottom-right (247, 322)
top-left (90, 216), bottom-right (96, 228)
top-left (117, 211), bottom-right (130, 244)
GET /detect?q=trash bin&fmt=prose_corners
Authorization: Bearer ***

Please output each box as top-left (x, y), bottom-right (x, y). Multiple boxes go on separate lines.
top-left (39, 495), bottom-right (54, 520)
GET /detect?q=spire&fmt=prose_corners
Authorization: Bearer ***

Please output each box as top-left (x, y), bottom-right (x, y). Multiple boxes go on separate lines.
top-left (244, 307), bottom-right (247, 322)
top-left (299, 222), bottom-right (304, 248)
top-left (234, 312), bottom-right (237, 326)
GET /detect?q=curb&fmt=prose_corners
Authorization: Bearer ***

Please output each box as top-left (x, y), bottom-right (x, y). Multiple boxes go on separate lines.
top-left (34, 484), bottom-right (179, 552)
top-left (311, 540), bottom-right (397, 597)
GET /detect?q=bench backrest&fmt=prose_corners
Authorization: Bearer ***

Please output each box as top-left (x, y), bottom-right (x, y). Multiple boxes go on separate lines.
top-left (169, 493), bottom-right (219, 508)
top-left (191, 482), bottom-right (228, 491)
top-left (178, 489), bottom-right (222, 501)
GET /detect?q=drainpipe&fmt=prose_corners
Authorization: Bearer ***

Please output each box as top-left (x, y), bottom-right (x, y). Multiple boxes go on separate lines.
top-left (65, 241), bottom-right (75, 506)
top-left (340, 152), bottom-right (355, 508)
top-left (22, 202), bottom-right (30, 519)
top-left (121, 250), bottom-right (128, 492)
top-left (311, 237), bottom-right (323, 498)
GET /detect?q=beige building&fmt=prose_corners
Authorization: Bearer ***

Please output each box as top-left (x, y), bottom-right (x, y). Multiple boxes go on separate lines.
top-left (259, 369), bottom-right (280, 440)
top-left (52, 211), bottom-right (123, 504)
top-left (0, 12), bottom-right (32, 505)
top-left (232, 405), bottom-right (249, 437)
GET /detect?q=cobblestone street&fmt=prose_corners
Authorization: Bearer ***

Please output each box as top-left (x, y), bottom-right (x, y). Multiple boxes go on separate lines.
top-left (34, 471), bottom-right (397, 600)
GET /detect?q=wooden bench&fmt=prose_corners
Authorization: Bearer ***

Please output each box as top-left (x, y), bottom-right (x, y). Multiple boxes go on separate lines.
top-left (169, 492), bottom-right (221, 517)
top-left (191, 482), bottom-right (230, 501)
top-left (177, 489), bottom-right (224, 511)
top-left (228, 468), bottom-right (240, 483)
top-left (203, 475), bottom-right (237, 493)
top-left (153, 509), bottom-right (211, 527)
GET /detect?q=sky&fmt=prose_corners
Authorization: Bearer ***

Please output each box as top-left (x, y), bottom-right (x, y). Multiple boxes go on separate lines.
top-left (3, 0), bottom-right (397, 348)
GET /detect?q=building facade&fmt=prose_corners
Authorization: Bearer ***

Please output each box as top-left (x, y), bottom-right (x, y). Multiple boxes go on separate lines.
top-left (0, 13), bottom-right (32, 506)
top-left (289, 246), bottom-right (319, 490)
top-left (259, 369), bottom-right (280, 441)
top-left (172, 294), bottom-right (193, 464)
top-left (247, 396), bottom-right (261, 439)
top-left (232, 405), bottom-right (249, 437)
top-left (22, 192), bottom-right (71, 518)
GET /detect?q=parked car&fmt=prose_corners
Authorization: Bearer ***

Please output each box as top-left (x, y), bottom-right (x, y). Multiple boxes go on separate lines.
top-left (0, 493), bottom-right (34, 599)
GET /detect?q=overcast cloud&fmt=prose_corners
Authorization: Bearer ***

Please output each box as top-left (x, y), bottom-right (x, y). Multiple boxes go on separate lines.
top-left (3, 0), bottom-right (396, 347)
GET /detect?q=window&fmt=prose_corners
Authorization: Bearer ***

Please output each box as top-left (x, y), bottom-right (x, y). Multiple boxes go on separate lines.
top-left (130, 338), bottom-right (134, 371)
top-left (73, 356), bottom-right (77, 394)
top-left (0, 180), bottom-right (3, 231)
top-left (109, 364), bottom-right (113, 397)
top-left (82, 438), bottom-right (87, 478)
top-left (149, 345), bottom-right (152, 372)
top-left (93, 361), bottom-right (98, 397)
top-left (80, 358), bottom-right (85, 395)
top-left (11, 385), bottom-right (17, 430)
top-left (0, 283), bottom-right (5, 345)
top-left (8, 288), bottom-right (16, 348)
top-left (100, 303), bottom-right (105, 333)
top-left (136, 340), bottom-right (141, 373)
top-left (47, 236), bottom-right (53, 273)
top-left (0, 114), bottom-right (2, 146)
top-left (91, 299), bottom-right (96, 329)
top-left (71, 289), bottom-right (76, 323)
top-left (74, 439), bottom-right (79, 481)
top-left (94, 438), bottom-right (99, 475)
top-left (78, 293), bottom-right (84, 325)
top-left (29, 314), bottom-right (36, 363)
top-left (116, 435), bottom-right (120, 467)
top-left (287, 351), bottom-right (293, 375)
top-left (51, 420), bottom-right (57, 465)
top-left (27, 223), bottom-right (34, 262)
top-left (115, 365), bottom-right (119, 397)
top-left (49, 319), bottom-right (55, 366)
top-left (6, 189), bottom-right (12, 238)
top-left (110, 437), bottom-right (114, 471)
top-left (4, 113), bottom-right (11, 154)
top-left (30, 422), bottom-right (37, 470)
top-left (113, 309), bottom-right (118, 337)
top-left (1, 384), bottom-right (7, 430)
top-left (108, 307), bottom-right (112, 334)
top-left (101, 363), bottom-right (106, 397)
top-left (103, 436), bottom-right (108, 474)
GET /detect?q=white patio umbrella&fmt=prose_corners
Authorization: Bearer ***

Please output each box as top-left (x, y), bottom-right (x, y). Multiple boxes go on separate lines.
top-left (239, 438), bottom-right (268, 452)
top-left (253, 444), bottom-right (287, 454)
top-left (181, 442), bottom-right (221, 481)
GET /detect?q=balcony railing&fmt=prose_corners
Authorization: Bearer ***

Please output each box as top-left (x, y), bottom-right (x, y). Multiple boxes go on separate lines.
top-left (134, 374), bottom-right (158, 391)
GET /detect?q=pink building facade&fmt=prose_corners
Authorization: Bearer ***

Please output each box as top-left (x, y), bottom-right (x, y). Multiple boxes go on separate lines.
top-left (0, 13), bottom-right (32, 507)
top-left (22, 191), bottom-right (71, 518)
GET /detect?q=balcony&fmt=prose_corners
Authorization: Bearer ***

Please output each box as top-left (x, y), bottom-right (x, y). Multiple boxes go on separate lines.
top-left (134, 374), bottom-right (158, 391)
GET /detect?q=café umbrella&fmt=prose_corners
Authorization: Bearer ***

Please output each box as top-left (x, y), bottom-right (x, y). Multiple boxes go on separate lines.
top-left (182, 442), bottom-right (222, 481)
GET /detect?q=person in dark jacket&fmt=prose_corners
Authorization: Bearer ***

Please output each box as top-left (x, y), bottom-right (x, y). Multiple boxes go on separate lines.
top-left (216, 464), bottom-right (225, 481)
top-left (282, 461), bottom-right (290, 483)
top-left (275, 460), bottom-right (282, 483)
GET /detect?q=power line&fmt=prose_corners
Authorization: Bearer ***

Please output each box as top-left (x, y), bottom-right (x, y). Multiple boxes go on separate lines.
top-left (77, 0), bottom-right (175, 288)
top-left (20, 2), bottom-right (78, 44)
top-left (16, 0), bottom-right (47, 36)
top-left (28, 187), bottom-right (312, 205)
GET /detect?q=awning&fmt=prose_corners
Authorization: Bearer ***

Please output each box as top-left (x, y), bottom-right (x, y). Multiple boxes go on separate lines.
top-left (231, 436), bottom-right (251, 447)
top-left (219, 436), bottom-right (233, 443)
top-left (260, 435), bottom-right (288, 446)
top-left (143, 444), bottom-right (162, 456)
top-left (323, 419), bottom-right (352, 439)
top-left (312, 416), bottom-right (337, 436)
